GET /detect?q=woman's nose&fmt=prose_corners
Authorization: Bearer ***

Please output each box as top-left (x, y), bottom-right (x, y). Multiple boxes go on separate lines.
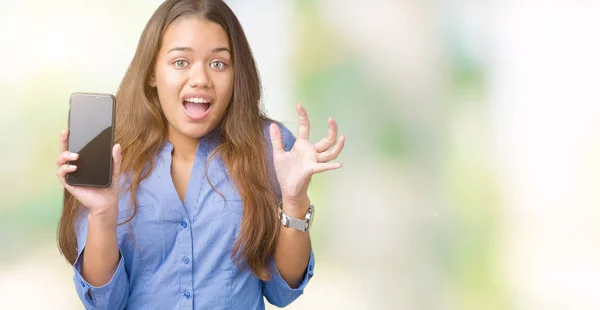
top-left (188, 65), bottom-right (211, 88)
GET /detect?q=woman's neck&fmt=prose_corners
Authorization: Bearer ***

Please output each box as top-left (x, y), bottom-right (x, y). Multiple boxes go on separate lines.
top-left (167, 130), bottom-right (200, 163)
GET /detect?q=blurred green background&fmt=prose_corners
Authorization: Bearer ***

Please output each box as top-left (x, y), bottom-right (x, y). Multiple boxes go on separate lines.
top-left (2, 1), bottom-right (600, 309)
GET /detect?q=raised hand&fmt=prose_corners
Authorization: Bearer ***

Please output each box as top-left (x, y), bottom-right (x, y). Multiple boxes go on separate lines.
top-left (269, 104), bottom-right (345, 206)
top-left (55, 129), bottom-right (122, 216)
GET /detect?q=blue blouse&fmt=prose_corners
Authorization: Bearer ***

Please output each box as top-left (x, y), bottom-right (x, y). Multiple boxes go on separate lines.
top-left (71, 123), bottom-right (315, 309)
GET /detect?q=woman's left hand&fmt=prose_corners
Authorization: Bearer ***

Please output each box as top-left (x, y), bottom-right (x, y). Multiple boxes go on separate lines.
top-left (269, 104), bottom-right (346, 207)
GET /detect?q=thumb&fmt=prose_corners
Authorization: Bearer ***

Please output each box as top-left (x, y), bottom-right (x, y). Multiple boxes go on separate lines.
top-left (111, 144), bottom-right (122, 183)
top-left (269, 123), bottom-right (285, 154)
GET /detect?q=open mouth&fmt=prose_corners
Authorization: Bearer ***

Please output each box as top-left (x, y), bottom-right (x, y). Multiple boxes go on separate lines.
top-left (183, 97), bottom-right (211, 116)
top-left (181, 93), bottom-right (214, 121)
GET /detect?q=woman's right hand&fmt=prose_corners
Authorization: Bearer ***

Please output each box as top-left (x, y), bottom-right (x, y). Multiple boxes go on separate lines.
top-left (55, 129), bottom-right (123, 217)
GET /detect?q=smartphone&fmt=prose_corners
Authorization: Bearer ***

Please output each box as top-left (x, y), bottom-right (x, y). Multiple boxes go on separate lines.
top-left (66, 93), bottom-right (116, 187)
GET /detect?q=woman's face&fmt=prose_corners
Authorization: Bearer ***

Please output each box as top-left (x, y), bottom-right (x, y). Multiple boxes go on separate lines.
top-left (151, 16), bottom-right (233, 141)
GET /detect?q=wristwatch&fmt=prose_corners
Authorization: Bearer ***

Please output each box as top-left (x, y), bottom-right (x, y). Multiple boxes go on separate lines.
top-left (279, 203), bottom-right (315, 232)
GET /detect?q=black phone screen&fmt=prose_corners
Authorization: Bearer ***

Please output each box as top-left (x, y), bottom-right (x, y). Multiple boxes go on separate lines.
top-left (66, 93), bottom-right (115, 187)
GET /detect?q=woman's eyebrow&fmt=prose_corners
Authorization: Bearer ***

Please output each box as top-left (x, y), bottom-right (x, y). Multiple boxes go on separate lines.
top-left (166, 46), bottom-right (231, 54)
top-left (167, 46), bottom-right (194, 54)
top-left (212, 47), bottom-right (231, 54)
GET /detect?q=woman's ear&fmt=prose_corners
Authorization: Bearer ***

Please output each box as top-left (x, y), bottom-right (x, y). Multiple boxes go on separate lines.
top-left (149, 75), bottom-right (157, 87)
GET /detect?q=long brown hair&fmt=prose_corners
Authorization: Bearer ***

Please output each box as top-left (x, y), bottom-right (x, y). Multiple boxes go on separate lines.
top-left (58, 0), bottom-right (281, 281)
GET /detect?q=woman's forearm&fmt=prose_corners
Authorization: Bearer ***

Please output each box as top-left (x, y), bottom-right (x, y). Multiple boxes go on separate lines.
top-left (273, 195), bottom-right (312, 288)
top-left (81, 212), bottom-right (120, 287)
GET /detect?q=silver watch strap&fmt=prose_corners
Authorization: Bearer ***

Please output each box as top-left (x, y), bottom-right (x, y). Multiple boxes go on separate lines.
top-left (279, 203), bottom-right (314, 232)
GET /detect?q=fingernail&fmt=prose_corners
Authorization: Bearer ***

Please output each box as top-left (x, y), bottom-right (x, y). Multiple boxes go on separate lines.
top-left (69, 165), bottom-right (77, 169)
top-left (61, 129), bottom-right (67, 135)
top-left (69, 152), bottom-right (78, 158)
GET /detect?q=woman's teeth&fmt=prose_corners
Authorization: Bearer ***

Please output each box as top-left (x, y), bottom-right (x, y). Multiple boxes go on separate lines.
top-left (184, 98), bottom-right (210, 104)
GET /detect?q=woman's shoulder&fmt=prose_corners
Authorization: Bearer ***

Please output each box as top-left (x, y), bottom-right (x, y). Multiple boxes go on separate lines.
top-left (116, 172), bottom-right (161, 211)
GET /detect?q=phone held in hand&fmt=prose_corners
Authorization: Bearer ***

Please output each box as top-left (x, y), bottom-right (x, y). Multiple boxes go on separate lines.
top-left (66, 92), bottom-right (116, 188)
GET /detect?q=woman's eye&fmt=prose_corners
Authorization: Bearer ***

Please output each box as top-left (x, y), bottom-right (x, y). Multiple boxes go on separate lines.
top-left (210, 61), bottom-right (227, 70)
top-left (174, 60), bottom-right (189, 68)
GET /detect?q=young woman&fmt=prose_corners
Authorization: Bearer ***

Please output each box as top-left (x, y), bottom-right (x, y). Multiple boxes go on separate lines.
top-left (55, 0), bottom-right (345, 309)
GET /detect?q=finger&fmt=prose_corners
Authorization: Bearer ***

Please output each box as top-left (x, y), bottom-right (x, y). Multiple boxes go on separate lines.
top-left (56, 164), bottom-right (77, 187)
top-left (296, 104), bottom-right (311, 140)
top-left (56, 151), bottom-right (79, 167)
top-left (311, 162), bottom-right (343, 174)
top-left (317, 134), bottom-right (345, 162)
top-left (111, 144), bottom-right (122, 184)
top-left (60, 129), bottom-right (69, 153)
top-left (269, 123), bottom-right (285, 154)
top-left (314, 117), bottom-right (338, 152)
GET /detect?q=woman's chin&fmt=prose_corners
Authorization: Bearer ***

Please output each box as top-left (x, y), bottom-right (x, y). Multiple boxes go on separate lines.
top-left (182, 124), bottom-right (215, 139)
